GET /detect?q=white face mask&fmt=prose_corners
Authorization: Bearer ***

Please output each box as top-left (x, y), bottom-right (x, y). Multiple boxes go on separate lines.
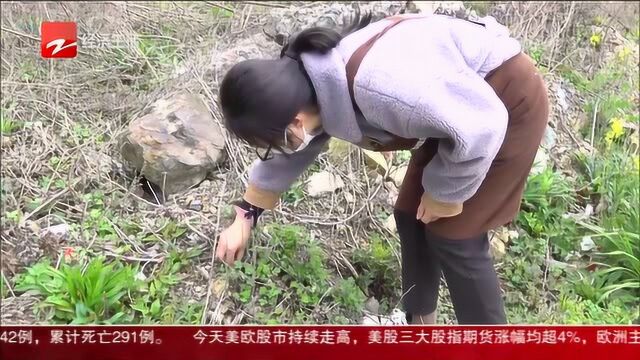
top-left (282, 125), bottom-right (320, 154)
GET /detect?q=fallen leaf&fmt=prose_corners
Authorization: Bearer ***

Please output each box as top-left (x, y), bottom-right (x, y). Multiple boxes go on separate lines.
top-left (490, 238), bottom-right (506, 260)
top-left (211, 278), bottom-right (228, 298)
top-left (384, 214), bottom-right (397, 233)
top-left (388, 166), bottom-right (408, 187)
top-left (362, 149), bottom-right (389, 173)
top-left (580, 236), bottom-right (596, 252)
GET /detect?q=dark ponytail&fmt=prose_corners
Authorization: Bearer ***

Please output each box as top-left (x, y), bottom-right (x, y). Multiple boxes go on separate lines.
top-left (281, 11), bottom-right (373, 59)
top-left (220, 11), bottom-right (372, 150)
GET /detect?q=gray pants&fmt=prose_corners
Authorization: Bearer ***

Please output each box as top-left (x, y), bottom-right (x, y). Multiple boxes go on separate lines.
top-left (395, 210), bottom-right (507, 324)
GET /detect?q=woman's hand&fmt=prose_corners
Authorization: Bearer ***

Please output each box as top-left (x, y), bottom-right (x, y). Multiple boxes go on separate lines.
top-left (416, 192), bottom-right (464, 224)
top-left (416, 201), bottom-right (440, 224)
top-left (215, 208), bottom-right (253, 265)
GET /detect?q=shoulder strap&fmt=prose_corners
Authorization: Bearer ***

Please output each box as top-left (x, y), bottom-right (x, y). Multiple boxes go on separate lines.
top-left (345, 15), bottom-right (426, 106)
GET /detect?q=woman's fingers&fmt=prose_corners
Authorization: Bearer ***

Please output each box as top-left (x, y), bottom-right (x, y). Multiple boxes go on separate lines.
top-left (420, 214), bottom-right (431, 224)
top-left (417, 202), bottom-right (438, 224)
top-left (215, 236), bottom-right (227, 262)
top-left (225, 247), bottom-right (236, 265)
top-left (216, 233), bottom-right (237, 265)
top-left (416, 202), bottom-right (426, 220)
top-left (235, 246), bottom-right (245, 262)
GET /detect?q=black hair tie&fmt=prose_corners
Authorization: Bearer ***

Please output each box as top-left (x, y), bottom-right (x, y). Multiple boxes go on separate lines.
top-left (282, 47), bottom-right (299, 61)
top-left (280, 33), bottom-right (300, 61)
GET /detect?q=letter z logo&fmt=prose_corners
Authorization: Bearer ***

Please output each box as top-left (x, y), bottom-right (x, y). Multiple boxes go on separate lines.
top-left (41, 22), bottom-right (77, 58)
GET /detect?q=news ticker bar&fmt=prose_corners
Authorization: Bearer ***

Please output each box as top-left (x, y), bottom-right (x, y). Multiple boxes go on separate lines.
top-left (1, 325), bottom-right (639, 360)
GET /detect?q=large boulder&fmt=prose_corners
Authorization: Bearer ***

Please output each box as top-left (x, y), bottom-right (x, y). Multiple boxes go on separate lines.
top-left (119, 92), bottom-right (226, 196)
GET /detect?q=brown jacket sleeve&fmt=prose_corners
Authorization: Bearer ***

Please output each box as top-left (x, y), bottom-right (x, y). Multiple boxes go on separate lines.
top-left (243, 184), bottom-right (280, 210)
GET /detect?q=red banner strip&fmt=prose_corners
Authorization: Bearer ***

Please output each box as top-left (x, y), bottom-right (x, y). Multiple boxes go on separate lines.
top-left (2, 325), bottom-right (639, 360)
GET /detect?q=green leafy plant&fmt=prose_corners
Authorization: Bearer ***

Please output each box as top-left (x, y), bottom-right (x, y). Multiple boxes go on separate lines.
top-left (131, 248), bottom-right (201, 323)
top-left (24, 197), bottom-right (43, 212)
top-left (167, 302), bottom-right (203, 324)
top-left (136, 36), bottom-right (181, 75)
top-left (210, 6), bottom-right (233, 18)
top-left (0, 115), bottom-right (21, 135)
top-left (19, 59), bottom-right (41, 82)
top-left (350, 233), bottom-right (401, 313)
top-left (5, 209), bottom-right (22, 224)
top-left (577, 223), bottom-right (640, 303)
top-left (72, 124), bottom-right (92, 140)
top-left (282, 181), bottom-right (305, 205)
top-left (227, 224), bottom-right (367, 324)
top-left (38, 175), bottom-right (67, 191)
top-left (554, 34), bottom-right (640, 320)
top-left (501, 232), bottom-right (548, 310)
top-left (162, 220), bottom-right (188, 240)
top-left (527, 44), bottom-right (545, 66)
top-left (521, 168), bottom-right (575, 211)
top-left (15, 258), bottom-right (142, 324)
top-left (395, 150), bottom-right (412, 164)
top-left (78, 191), bottom-right (120, 240)
top-left (1, 273), bottom-right (8, 298)
top-left (137, 219), bottom-right (188, 243)
top-left (559, 294), bottom-right (636, 325)
top-left (331, 277), bottom-right (366, 318)
top-left (518, 168), bottom-right (577, 255)
top-left (557, 65), bottom-right (590, 91)
top-left (579, 152), bottom-right (639, 225)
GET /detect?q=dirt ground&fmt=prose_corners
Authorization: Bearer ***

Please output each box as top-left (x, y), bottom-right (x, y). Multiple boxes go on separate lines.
top-left (1, 1), bottom-right (638, 325)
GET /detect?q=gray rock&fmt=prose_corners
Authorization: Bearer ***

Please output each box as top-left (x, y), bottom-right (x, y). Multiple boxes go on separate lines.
top-left (556, 85), bottom-right (569, 112)
top-left (490, 236), bottom-right (506, 260)
top-left (189, 199), bottom-right (203, 211)
top-left (362, 308), bottom-right (407, 325)
top-left (119, 93), bottom-right (226, 195)
top-left (384, 214), bottom-right (397, 233)
top-left (541, 124), bottom-right (557, 149)
top-left (268, 1), bottom-right (409, 45)
top-left (364, 297), bottom-right (380, 315)
top-left (530, 147), bottom-right (548, 175)
top-left (77, 149), bottom-right (116, 178)
top-left (407, 1), bottom-right (468, 15)
top-left (488, 226), bottom-right (515, 260)
top-left (584, 204), bottom-right (594, 218)
top-left (40, 223), bottom-right (70, 240)
top-left (306, 171), bottom-right (345, 197)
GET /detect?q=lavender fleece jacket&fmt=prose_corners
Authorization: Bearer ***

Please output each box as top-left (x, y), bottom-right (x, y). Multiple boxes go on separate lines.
top-left (247, 14), bottom-right (521, 206)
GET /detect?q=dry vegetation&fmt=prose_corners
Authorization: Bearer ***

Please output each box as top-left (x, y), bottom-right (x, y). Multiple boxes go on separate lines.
top-left (1, 1), bottom-right (638, 325)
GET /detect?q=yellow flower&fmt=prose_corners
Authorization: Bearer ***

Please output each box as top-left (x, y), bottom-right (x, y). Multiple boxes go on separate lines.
top-left (617, 46), bottom-right (632, 61)
top-left (610, 118), bottom-right (625, 136)
top-left (590, 32), bottom-right (602, 48)
top-left (605, 117), bottom-right (626, 145)
top-left (593, 16), bottom-right (605, 26)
